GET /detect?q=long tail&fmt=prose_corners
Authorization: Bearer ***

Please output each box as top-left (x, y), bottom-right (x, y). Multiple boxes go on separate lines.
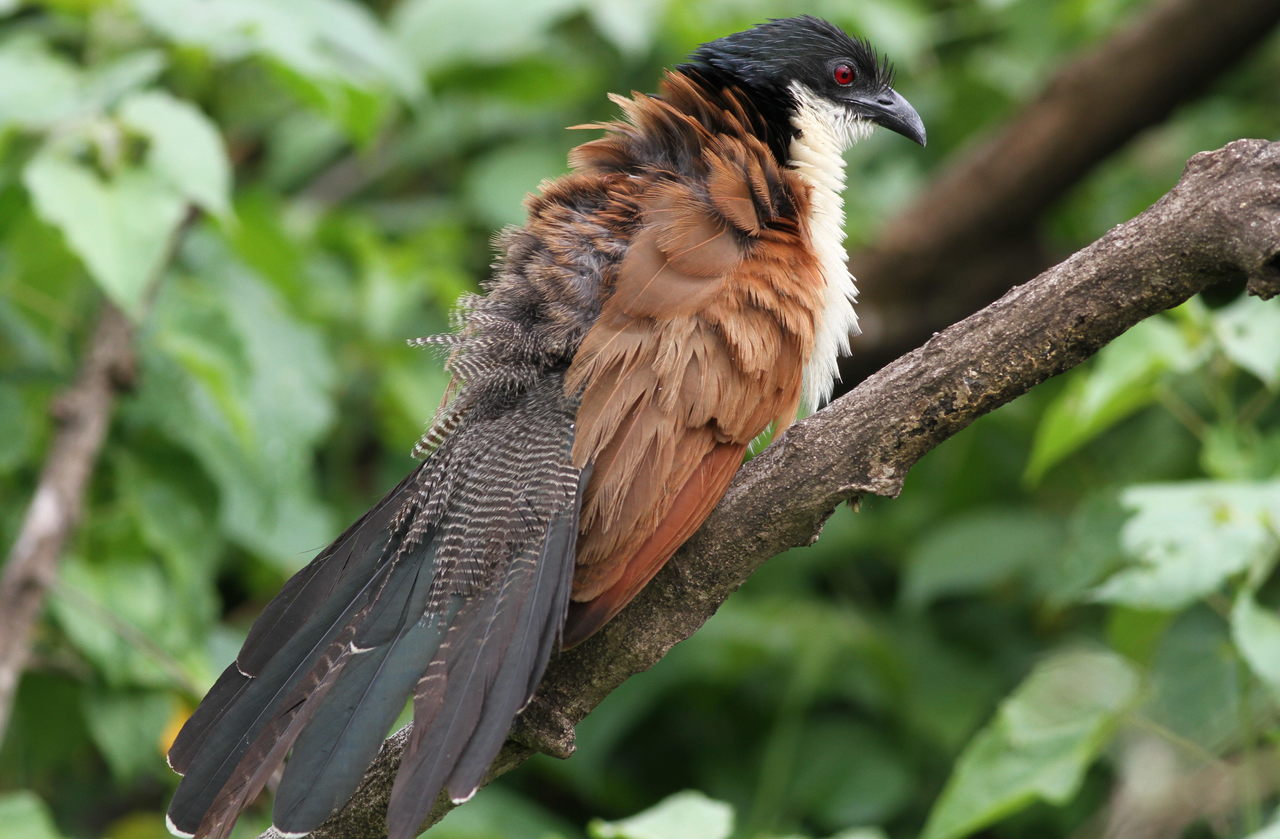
top-left (166, 372), bottom-right (583, 839)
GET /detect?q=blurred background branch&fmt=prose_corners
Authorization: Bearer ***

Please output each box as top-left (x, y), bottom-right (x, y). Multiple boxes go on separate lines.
top-left (0, 302), bottom-right (135, 742)
top-left (0, 207), bottom-right (192, 746)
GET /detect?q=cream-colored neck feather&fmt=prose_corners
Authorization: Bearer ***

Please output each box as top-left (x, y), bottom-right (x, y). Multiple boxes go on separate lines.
top-left (786, 82), bottom-right (872, 413)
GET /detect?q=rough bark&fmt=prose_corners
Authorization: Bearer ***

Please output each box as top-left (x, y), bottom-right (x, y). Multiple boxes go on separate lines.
top-left (843, 0), bottom-right (1280, 385)
top-left (0, 304), bottom-right (136, 743)
top-left (286, 138), bottom-right (1280, 839)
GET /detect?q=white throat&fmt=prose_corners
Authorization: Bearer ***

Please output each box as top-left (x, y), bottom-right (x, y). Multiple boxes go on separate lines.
top-left (786, 82), bottom-right (871, 413)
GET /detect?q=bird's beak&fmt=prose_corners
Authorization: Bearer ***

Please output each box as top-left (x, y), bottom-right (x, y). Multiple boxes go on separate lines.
top-left (845, 87), bottom-right (926, 146)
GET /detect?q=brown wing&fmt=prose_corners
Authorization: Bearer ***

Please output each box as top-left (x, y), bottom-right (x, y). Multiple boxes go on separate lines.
top-left (561, 440), bottom-right (744, 647)
top-left (561, 83), bottom-right (828, 644)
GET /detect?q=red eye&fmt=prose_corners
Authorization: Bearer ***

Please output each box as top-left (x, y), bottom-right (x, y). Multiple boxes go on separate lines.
top-left (833, 63), bottom-right (855, 86)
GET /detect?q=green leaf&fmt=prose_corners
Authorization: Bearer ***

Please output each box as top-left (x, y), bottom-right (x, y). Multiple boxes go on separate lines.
top-left (1203, 424), bottom-right (1257, 480)
top-left (1025, 316), bottom-right (1196, 482)
top-left (23, 152), bottom-right (186, 316)
top-left (113, 448), bottom-right (222, 683)
top-left (1202, 424), bottom-right (1280, 481)
top-left (0, 36), bottom-right (82, 129)
top-left (0, 38), bottom-right (165, 130)
top-left (81, 688), bottom-right (173, 783)
top-left (79, 51), bottom-right (167, 112)
top-left (132, 239), bottom-right (337, 564)
top-left (1214, 296), bottom-right (1280, 389)
top-left (586, 0), bottom-right (666, 56)
top-left (392, 0), bottom-right (582, 71)
top-left (430, 784), bottom-right (578, 839)
top-left (0, 792), bottom-right (67, 839)
top-left (1038, 490), bottom-right (1127, 607)
top-left (0, 383), bottom-right (41, 473)
top-left (258, 111), bottom-right (349, 188)
top-left (901, 509), bottom-right (1064, 608)
top-left (1, 673), bottom-right (93, 777)
top-left (119, 90), bottom-right (231, 218)
top-left (1141, 608), bottom-right (1240, 752)
top-left (130, 0), bottom-right (420, 98)
top-left (462, 141), bottom-right (568, 228)
top-left (1092, 481), bottom-right (1280, 610)
top-left (1232, 594), bottom-right (1280, 695)
top-left (0, 200), bottom-right (99, 370)
top-left (49, 554), bottom-right (182, 688)
top-left (117, 449), bottom-right (220, 570)
top-left (846, 2), bottom-right (931, 61)
top-left (788, 719), bottom-right (912, 828)
top-left (270, 60), bottom-right (393, 146)
top-left (1105, 608), bottom-right (1173, 666)
top-left (921, 649), bottom-right (1138, 839)
top-left (1242, 817), bottom-right (1280, 839)
top-left (590, 791), bottom-right (734, 839)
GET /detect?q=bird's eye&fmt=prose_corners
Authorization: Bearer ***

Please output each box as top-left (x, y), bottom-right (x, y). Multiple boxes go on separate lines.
top-left (833, 63), bottom-right (855, 86)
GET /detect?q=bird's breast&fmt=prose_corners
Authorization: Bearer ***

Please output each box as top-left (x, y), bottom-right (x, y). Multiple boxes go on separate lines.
top-left (787, 88), bottom-right (863, 411)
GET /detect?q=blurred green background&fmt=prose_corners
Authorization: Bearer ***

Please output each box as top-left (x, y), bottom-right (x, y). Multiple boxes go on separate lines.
top-left (2, 1), bottom-right (1280, 838)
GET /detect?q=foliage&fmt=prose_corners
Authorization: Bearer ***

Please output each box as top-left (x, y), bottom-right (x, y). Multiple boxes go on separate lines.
top-left (1, 1), bottom-right (1279, 839)
top-left (591, 791), bottom-right (734, 839)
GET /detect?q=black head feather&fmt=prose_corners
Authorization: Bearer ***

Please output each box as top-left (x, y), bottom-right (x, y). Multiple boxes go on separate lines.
top-left (684, 16), bottom-right (895, 101)
top-left (678, 15), bottom-right (924, 155)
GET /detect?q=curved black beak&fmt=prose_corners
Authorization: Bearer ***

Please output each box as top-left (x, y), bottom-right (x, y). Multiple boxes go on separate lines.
top-left (846, 87), bottom-right (926, 146)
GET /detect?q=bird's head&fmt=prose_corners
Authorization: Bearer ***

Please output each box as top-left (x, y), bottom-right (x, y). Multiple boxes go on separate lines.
top-left (684, 15), bottom-right (926, 150)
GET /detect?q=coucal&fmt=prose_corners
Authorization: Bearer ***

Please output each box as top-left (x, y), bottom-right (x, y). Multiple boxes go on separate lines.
top-left (166, 15), bottom-right (925, 839)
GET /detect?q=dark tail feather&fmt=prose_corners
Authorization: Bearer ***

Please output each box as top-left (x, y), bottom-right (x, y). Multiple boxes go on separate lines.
top-left (166, 476), bottom-right (426, 838)
top-left (166, 372), bottom-right (583, 839)
top-left (169, 560), bottom-right (399, 839)
top-left (193, 628), bottom-right (361, 839)
top-left (523, 471), bottom-right (585, 701)
top-left (384, 471), bottom-right (585, 839)
top-left (448, 465), bottom-right (588, 798)
top-left (271, 555), bottom-right (461, 833)
top-left (447, 498), bottom-right (581, 797)
top-left (168, 470), bottom-right (421, 779)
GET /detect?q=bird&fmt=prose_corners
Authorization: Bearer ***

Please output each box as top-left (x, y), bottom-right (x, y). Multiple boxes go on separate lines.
top-left (165, 15), bottom-right (925, 839)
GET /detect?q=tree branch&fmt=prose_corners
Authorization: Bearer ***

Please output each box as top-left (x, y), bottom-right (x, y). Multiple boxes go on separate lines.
top-left (843, 0), bottom-right (1280, 383)
top-left (0, 302), bottom-right (136, 743)
top-left (0, 205), bottom-right (196, 744)
top-left (290, 139), bottom-right (1280, 839)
